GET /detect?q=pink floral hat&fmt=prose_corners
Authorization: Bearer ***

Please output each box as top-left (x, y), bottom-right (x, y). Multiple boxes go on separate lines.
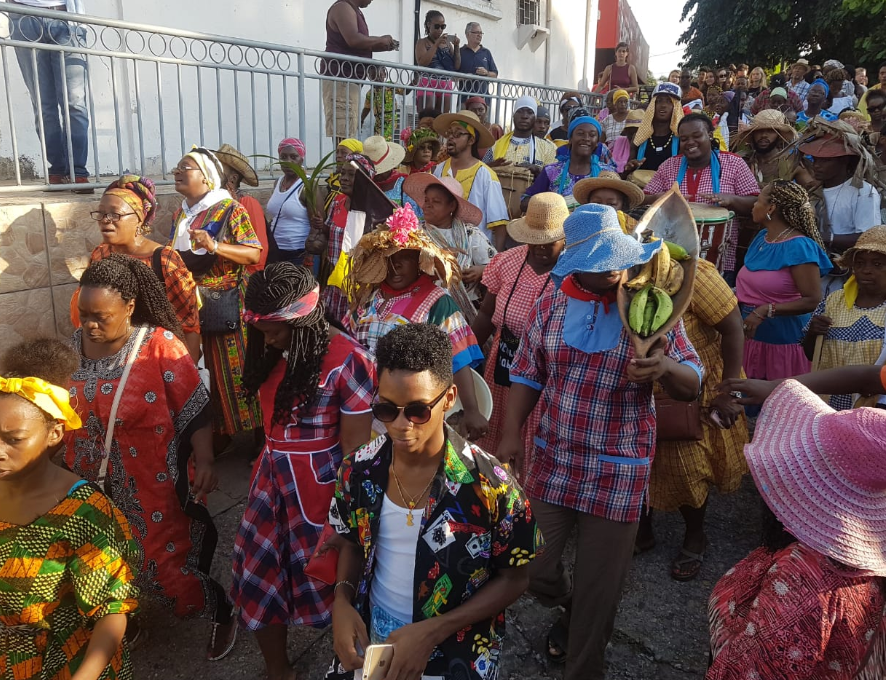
top-left (746, 379), bottom-right (886, 575)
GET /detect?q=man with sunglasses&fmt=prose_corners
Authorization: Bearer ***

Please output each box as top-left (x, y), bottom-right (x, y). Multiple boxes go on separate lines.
top-left (326, 323), bottom-right (540, 680)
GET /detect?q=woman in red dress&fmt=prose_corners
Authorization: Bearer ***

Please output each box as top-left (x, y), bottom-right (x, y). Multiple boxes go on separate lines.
top-left (66, 254), bottom-right (238, 661)
top-left (231, 263), bottom-right (375, 680)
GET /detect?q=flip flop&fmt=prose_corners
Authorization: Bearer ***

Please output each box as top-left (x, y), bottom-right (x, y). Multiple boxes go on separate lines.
top-left (207, 618), bottom-right (238, 661)
top-left (546, 618), bottom-right (569, 664)
top-left (670, 544), bottom-right (706, 582)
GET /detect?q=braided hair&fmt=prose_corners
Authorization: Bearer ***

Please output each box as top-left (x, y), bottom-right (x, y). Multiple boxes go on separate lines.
top-left (242, 263), bottom-right (329, 426)
top-left (766, 180), bottom-right (828, 253)
top-left (79, 254), bottom-right (184, 339)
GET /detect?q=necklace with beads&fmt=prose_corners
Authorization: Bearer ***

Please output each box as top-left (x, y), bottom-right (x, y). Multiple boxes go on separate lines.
top-left (651, 133), bottom-right (673, 153)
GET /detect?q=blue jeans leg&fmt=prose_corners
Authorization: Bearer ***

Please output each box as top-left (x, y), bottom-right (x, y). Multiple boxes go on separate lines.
top-left (11, 15), bottom-right (90, 178)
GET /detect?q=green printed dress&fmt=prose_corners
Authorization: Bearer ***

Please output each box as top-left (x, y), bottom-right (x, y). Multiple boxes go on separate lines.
top-left (0, 481), bottom-right (139, 680)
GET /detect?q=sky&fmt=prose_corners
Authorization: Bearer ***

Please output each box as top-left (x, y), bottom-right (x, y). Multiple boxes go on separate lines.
top-left (627, 0), bottom-right (692, 77)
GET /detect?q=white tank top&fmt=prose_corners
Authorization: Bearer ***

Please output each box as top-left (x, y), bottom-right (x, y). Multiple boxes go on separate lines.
top-left (370, 494), bottom-right (420, 624)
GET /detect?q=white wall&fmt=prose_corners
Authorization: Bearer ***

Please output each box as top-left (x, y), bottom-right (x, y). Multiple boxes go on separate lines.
top-left (0, 0), bottom-right (596, 181)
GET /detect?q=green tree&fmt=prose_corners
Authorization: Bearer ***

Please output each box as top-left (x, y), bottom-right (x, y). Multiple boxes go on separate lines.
top-left (679, 0), bottom-right (884, 69)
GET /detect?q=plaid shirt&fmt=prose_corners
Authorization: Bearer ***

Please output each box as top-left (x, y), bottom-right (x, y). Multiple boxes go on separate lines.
top-left (786, 79), bottom-right (811, 101)
top-left (510, 287), bottom-right (702, 523)
top-left (750, 88), bottom-right (805, 114)
top-left (644, 152), bottom-right (760, 271)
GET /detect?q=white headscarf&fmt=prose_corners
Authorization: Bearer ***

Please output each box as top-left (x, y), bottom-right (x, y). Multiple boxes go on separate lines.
top-left (173, 146), bottom-right (233, 253)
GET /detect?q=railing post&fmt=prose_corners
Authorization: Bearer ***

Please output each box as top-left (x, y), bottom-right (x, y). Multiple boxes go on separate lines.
top-left (297, 51), bottom-right (306, 156)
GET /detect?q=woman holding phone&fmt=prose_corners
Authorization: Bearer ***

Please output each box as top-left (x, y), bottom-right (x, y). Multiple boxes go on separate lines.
top-left (414, 10), bottom-right (460, 113)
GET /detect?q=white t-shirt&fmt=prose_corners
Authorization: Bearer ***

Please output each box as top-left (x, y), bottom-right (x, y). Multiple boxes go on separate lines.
top-left (369, 494), bottom-right (420, 625)
top-left (822, 179), bottom-right (882, 235)
top-left (266, 177), bottom-right (311, 251)
top-left (828, 96), bottom-right (856, 115)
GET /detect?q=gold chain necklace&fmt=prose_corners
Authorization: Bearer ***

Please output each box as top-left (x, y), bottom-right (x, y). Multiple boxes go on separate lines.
top-left (390, 459), bottom-right (436, 527)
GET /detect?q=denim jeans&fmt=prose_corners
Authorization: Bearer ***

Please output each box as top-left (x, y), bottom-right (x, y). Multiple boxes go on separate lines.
top-left (10, 12), bottom-right (90, 178)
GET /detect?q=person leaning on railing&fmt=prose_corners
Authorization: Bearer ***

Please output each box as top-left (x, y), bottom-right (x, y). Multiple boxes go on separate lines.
top-left (321, 0), bottom-right (399, 144)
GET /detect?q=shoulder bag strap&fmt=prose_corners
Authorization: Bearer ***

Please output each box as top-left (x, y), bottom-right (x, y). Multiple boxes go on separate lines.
top-left (270, 179), bottom-right (304, 236)
top-left (98, 326), bottom-right (148, 486)
top-left (151, 247), bottom-right (165, 285)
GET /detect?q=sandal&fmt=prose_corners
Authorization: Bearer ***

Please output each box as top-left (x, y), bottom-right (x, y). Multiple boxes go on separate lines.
top-left (206, 618), bottom-right (238, 661)
top-left (670, 544), bottom-right (707, 582)
top-left (546, 617), bottom-right (569, 664)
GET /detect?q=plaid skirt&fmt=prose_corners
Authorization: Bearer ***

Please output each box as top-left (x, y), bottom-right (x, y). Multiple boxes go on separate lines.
top-left (230, 443), bottom-right (339, 629)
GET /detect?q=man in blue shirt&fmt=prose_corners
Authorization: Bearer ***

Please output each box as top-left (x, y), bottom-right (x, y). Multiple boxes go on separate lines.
top-left (459, 22), bottom-right (498, 103)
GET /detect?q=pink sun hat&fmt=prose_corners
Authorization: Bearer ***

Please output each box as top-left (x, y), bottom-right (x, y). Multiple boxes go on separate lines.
top-left (746, 380), bottom-right (886, 576)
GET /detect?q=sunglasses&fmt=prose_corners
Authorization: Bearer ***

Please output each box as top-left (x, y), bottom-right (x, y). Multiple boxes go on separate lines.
top-left (371, 386), bottom-right (450, 424)
top-left (433, 23), bottom-right (446, 29)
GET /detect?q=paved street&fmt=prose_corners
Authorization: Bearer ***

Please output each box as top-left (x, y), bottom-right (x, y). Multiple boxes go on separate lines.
top-left (132, 437), bottom-right (761, 680)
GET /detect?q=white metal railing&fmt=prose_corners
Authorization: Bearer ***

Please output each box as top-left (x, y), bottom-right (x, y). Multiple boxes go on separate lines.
top-left (0, 4), bottom-right (603, 193)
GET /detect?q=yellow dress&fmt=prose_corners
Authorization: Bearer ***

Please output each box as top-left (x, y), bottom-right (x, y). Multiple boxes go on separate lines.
top-left (812, 289), bottom-right (886, 410)
top-left (649, 259), bottom-right (749, 511)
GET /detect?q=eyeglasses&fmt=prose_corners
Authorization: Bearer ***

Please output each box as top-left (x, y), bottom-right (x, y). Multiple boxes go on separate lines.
top-left (90, 211), bottom-right (136, 222)
top-left (172, 163), bottom-right (199, 174)
top-left (371, 387), bottom-right (450, 424)
top-left (433, 23), bottom-right (446, 29)
top-left (444, 130), bottom-right (472, 140)
top-left (469, 31), bottom-right (483, 36)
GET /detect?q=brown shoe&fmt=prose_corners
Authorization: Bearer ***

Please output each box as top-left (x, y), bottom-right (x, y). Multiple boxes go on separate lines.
top-left (72, 177), bottom-right (95, 194)
top-left (48, 174), bottom-right (69, 185)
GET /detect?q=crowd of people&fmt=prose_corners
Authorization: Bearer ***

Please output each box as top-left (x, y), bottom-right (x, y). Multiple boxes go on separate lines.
top-left (3, 2), bottom-right (886, 679)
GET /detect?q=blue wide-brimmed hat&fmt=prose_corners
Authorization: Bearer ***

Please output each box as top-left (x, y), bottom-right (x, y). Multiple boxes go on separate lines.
top-left (551, 204), bottom-right (661, 287)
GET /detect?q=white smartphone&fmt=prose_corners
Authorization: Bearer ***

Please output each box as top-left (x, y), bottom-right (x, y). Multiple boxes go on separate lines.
top-left (362, 644), bottom-right (395, 680)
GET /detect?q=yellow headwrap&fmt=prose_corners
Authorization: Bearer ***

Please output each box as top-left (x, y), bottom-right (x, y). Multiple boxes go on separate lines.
top-left (612, 89), bottom-right (629, 104)
top-left (104, 188), bottom-right (147, 223)
top-left (633, 94), bottom-right (684, 147)
top-left (455, 121), bottom-right (478, 139)
top-left (339, 138), bottom-right (364, 154)
top-left (0, 376), bottom-right (82, 430)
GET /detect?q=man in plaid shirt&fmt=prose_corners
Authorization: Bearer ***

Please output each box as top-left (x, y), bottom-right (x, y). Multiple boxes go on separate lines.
top-left (499, 204), bottom-right (703, 680)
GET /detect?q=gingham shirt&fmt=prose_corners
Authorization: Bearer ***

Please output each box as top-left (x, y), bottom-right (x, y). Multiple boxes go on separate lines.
top-left (786, 79), bottom-right (811, 101)
top-left (510, 287), bottom-right (702, 523)
top-left (644, 152), bottom-right (759, 271)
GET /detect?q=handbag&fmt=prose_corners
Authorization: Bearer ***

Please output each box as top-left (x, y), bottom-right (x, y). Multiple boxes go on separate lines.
top-left (654, 393), bottom-right (703, 441)
top-left (304, 521), bottom-right (339, 586)
top-left (198, 279), bottom-right (242, 334)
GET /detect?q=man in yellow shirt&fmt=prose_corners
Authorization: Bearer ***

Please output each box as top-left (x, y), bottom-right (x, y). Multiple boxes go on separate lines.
top-left (483, 95), bottom-right (557, 178)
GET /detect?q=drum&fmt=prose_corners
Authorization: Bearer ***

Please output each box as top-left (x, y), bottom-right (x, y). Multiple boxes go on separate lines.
top-left (689, 202), bottom-right (734, 271)
top-left (495, 165), bottom-right (534, 220)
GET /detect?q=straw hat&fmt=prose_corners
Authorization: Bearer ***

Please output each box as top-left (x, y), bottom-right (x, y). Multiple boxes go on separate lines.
top-left (363, 136), bottom-right (407, 175)
top-left (836, 225), bottom-right (886, 267)
top-left (506, 193), bottom-right (568, 245)
top-left (731, 109), bottom-right (798, 151)
top-left (433, 110), bottom-right (495, 149)
top-left (347, 206), bottom-right (460, 310)
top-left (746, 379), bottom-right (886, 576)
top-left (551, 203), bottom-right (661, 287)
top-left (214, 143), bottom-right (258, 187)
top-left (622, 109), bottom-right (644, 131)
top-left (402, 173), bottom-right (483, 226)
top-left (791, 58), bottom-right (810, 73)
top-left (573, 171), bottom-right (645, 211)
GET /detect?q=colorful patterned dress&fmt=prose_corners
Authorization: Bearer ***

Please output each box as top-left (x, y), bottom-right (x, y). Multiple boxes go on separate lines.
top-left (736, 232), bottom-right (833, 381)
top-left (170, 198), bottom-right (263, 435)
top-left (324, 430), bottom-right (541, 680)
top-left (0, 481), bottom-right (139, 680)
top-left (346, 274), bottom-right (483, 373)
top-left (806, 288), bottom-right (886, 410)
top-left (323, 193), bottom-right (352, 324)
top-left (477, 246), bottom-right (552, 465)
top-left (649, 259), bottom-right (748, 511)
top-left (707, 543), bottom-right (886, 680)
top-left (65, 326), bottom-right (233, 624)
top-left (230, 334), bottom-right (375, 630)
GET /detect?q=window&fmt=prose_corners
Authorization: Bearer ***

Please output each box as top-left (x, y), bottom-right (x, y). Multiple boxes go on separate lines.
top-left (517, 0), bottom-right (539, 25)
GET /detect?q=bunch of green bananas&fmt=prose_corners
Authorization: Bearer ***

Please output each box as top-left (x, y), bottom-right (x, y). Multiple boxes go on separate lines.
top-left (628, 284), bottom-right (674, 337)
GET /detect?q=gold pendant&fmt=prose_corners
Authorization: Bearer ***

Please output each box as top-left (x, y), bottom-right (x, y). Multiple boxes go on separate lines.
top-left (406, 511), bottom-right (414, 526)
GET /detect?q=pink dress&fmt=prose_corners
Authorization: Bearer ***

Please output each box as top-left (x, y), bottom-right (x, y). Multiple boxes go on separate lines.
top-left (736, 231), bottom-right (832, 380)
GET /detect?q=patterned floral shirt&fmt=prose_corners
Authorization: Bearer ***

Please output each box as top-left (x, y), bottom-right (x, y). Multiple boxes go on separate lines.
top-left (325, 430), bottom-right (541, 680)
